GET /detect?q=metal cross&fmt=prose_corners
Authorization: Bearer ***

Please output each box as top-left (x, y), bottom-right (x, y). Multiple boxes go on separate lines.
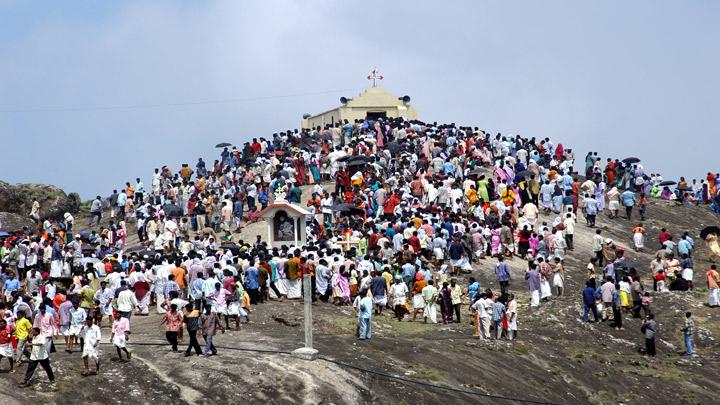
top-left (367, 67), bottom-right (384, 87)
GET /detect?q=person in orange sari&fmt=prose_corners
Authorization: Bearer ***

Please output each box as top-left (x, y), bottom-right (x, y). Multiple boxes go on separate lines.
top-left (605, 159), bottom-right (617, 187)
top-left (707, 172), bottom-right (716, 198)
top-left (554, 143), bottom-right (564, 162)
top-left (411, 273), bottom-right (428, 322)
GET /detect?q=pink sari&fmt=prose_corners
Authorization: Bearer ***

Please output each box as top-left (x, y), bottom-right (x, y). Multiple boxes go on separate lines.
top-left (339, 274), bottom-right (351, 302)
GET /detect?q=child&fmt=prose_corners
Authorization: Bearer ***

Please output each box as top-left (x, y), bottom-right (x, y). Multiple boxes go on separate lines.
top-left (0, 318), bottom-right (15, 373)
top-left (111, 312), bottom-right (131, 362)
top-left (81, 317), bottom-right (101, 376)
top-left (638, 193), bottom-right (648, 221)
top-left (200, 304), bottom-right (223, 356)
top-left (654, 270), bottom-right (667, 292)
top-left (18, 328), bottom-right (55, 387)
top-left (641, 292), bottom-right (653, 317)
top-left (681, 312), bottom-right (695, 356)
top-left (14, 311), bottom-right (32, 364)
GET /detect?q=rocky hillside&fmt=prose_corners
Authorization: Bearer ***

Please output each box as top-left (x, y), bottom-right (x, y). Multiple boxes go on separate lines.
top-left (0, 181), bottom-right (80, 230)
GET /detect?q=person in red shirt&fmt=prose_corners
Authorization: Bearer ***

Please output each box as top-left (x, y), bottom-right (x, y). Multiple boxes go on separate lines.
top-left (408, 231), bottom-right (421, 254)
top-left (251, 138), bottom-right (261, 154)
top-left (383, 194), bottom-right (400, 218)
top-left (658, 228), bottom-right (672, 247)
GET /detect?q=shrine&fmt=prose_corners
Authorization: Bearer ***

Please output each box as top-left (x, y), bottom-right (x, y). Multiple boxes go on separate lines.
top-left (257, 202), bottom-right (312, 248)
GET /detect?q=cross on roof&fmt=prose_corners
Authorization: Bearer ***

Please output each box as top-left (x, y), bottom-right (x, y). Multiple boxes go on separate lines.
top-left (367, 67), bottom-right (384, 87)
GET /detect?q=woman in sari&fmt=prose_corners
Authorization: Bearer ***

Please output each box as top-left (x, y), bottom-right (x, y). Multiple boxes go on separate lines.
top-left (294, 156), bottom-right (307, 185)
top-left (439, 282), bottom-right (453, 324)
top-left (411, 273), bottom-right (428, 321)
top-left (134, 276), bottom-right (151, 315)
top-left (339, 270), bottom-right (351, 305)
top-left (309, 155), bottom-right (321, 184)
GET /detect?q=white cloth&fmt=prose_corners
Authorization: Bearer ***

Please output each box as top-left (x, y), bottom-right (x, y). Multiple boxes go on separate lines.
top-left (423, 303), bottom-right (437, 323)
top-left (50, 259), bottom-right (63, 278)
top-left (709, 288), bottom-right (720, 307)
top-left (279, 279), bottom-right (302, 299)
top-left (540, 280), bottom-right (552, 299)
top-left (553, 273), bottom-right (564, 288)
top-left (633, 232), bottom-right (645, 249)
top-left (530, 290), bottom-right (540, 307)
top-left (0, 343), bottom-right (13, 357)
top-left (412, 293), bottom-right (426, 309)
top-left (112, 335), bottom-right (126, 349)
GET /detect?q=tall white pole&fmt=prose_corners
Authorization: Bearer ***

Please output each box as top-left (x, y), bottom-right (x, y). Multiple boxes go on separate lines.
top-left (292, 274), bottom-right (319, 360)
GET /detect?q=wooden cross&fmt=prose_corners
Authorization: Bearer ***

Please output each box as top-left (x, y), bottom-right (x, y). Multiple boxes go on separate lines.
top-left (367, 67), bottom-right (384, 87)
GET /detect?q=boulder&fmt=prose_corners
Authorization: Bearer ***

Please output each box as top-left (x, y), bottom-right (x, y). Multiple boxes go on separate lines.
top-left (0, 212), bottom-right (34, 232)
top-left (0, 181), bottom-right (80, 221)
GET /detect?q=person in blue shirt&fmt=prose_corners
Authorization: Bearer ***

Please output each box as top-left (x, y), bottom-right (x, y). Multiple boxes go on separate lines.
top-left (582, 280), bottom-right (600, 322)
top-left (678, 236), bottom-right (693, 257)
top-left (621, 190), bottom-right (636, 220)
top-left (244, 264), bottom-right (260, 304)
top-left (495, 256), bottom-right (511, 297)
top-left (357, 289), bottom-right (373, 340)
top-left (3, 272), bottom-right (20, 299)
top-left (401, 263), bottom-right (416, 291)
top-left (467, 277), bottom-right (481, 302)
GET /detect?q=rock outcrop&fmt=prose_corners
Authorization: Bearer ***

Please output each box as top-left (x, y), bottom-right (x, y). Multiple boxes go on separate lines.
top-left (0, 181), bottom-right (80, 224)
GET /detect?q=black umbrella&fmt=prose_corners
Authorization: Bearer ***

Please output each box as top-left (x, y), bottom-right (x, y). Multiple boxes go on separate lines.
top-left (622, 157), bottom-right (641, 164)
top-left (345, 160), bottom-right (368, 169)
top-left (337, 155), bottom-right (370, 163)
top-left (215, 142), bottom-right (232, 148)
top-left (162, 204), bottom-right (183, 218)
top-left (220, 243), bottom-right (240, 254)
top-left (331, 203), bottom-right (365, 216)
top-left (516, 169), bottom-right (535, 178)
top-left (700, 226), bottom-right (720, 239)
top-left (125, 245), bottom-right (146, 254)
top-left (385, 141), bottom-right (403, 155)
top-left (658, 180), bottom-right (677, 186)
top-left (139, 248), bottom-right (157, 258)
top-left (467, 168), bottom-right (484, 177)
top-left (677, 185), bottom-right (692, 191)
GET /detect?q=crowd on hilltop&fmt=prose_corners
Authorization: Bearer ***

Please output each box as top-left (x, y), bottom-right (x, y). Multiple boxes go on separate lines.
top-left (1, 115), bottom-right (719, 386)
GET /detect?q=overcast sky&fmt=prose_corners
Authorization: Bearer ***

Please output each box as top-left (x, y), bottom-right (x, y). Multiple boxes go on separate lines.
top-left (1, 1), bottom-right (718, 198)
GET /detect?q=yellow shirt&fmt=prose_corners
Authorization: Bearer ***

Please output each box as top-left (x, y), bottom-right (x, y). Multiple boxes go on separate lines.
top-left (382, 271), bottom-right (393, 291)
top-left (14, 317), bottom-right (32, 340)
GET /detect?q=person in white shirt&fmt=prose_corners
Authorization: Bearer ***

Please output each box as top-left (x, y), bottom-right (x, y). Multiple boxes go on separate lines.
top-left (471, 293), bottom-right (491, 339)
top-left (389, 276), bottom-right (409, 321)
top-left (18, 328), bottom-right (54, 386)
top-left (81, 317), bottom-right (101, 375)
top-left (116, 284), bottom-right (138, 319)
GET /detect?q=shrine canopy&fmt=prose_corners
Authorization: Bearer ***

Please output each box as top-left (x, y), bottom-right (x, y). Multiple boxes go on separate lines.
top-left (258, 202), bottom-right (312, 249)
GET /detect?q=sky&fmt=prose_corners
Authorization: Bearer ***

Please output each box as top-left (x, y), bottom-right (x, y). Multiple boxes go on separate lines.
top-left (1, 0), bottom-right (719, 199)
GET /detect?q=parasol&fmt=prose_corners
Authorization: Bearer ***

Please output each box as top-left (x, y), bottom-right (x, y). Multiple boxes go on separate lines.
top-left (345, 160), bottom-right (368, 168)
top-left (125, 245), bottom-right (146, 254)
top-left (658, 180), bottom-right (676, 186)
top-left (677, 185), bottom-right (692, 191)
top-left (331, 203), bottom-right (365, 216)
top-left (622, 157), bottom-right (641, 164)
top-left (338, 155), bottom-right (371, 163)
top-left (516, 169), bottom-right (535, 178)
top-left (700, 226), bottom-right (720, 239)
top-left (385, 141), bottom-right (403, 155)
top-left (467, 168), bottom-right (484, 177)
top-left (215, 142), bottom-right (232, 148)
top-left (161, 204), bottom-right (183, 218)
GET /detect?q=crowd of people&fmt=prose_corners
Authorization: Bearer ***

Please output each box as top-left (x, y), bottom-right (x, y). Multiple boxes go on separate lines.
top-left (1, 115), bottom-right (719, 387)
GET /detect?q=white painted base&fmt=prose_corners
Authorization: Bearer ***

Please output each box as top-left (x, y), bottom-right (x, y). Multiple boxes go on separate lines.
top-left (291, 347), bottom-right (319, 361)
